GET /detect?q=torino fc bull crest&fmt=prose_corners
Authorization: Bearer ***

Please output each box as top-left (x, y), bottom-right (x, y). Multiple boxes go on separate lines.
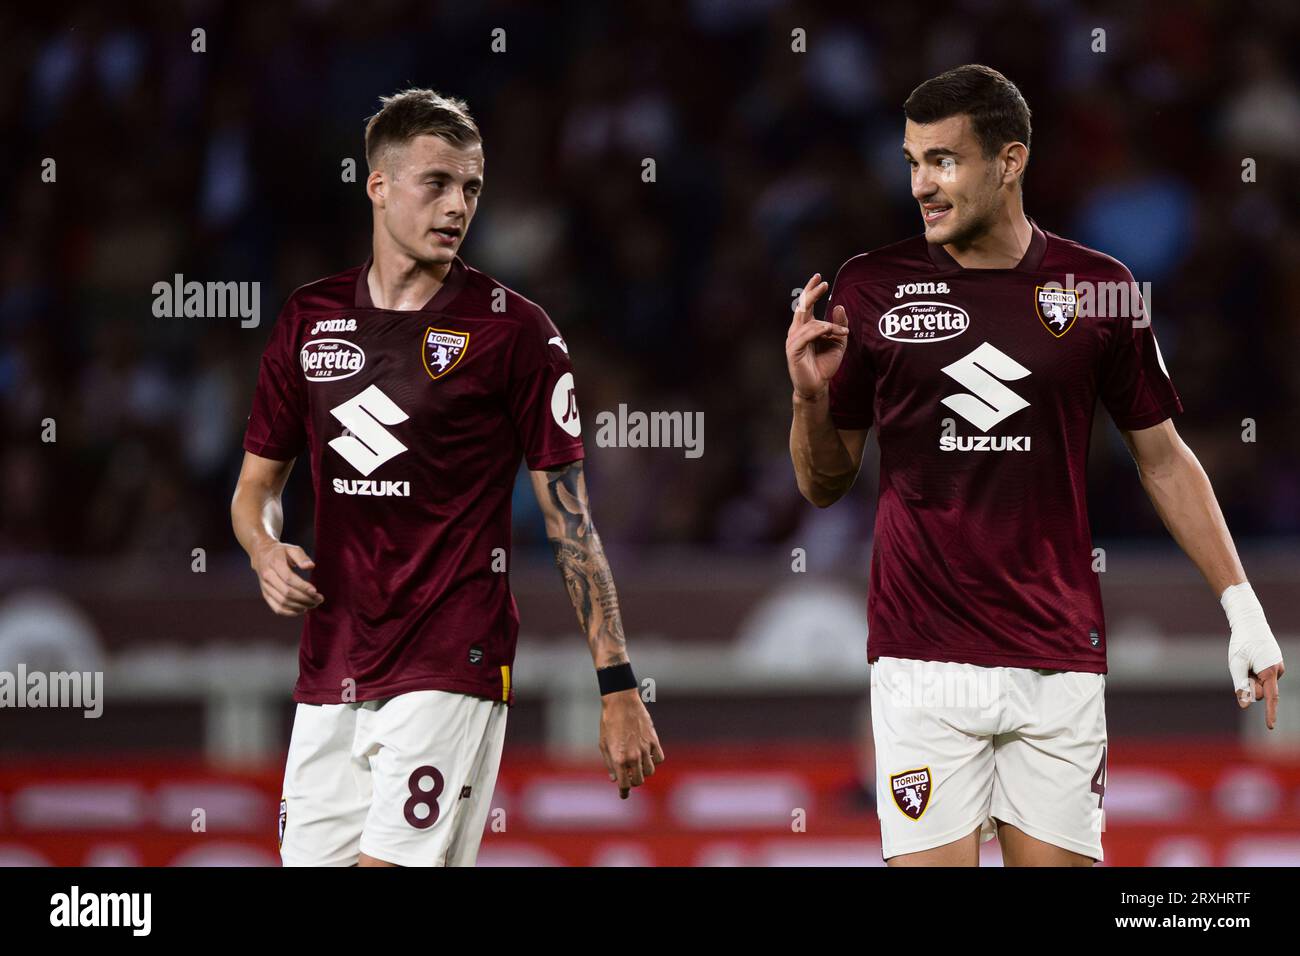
top-left (890, 767), bottom-right (932, 820)
top-left (423, 327), bottom-right (470, 380)
top-left (1035, 286), bottom-right (1079, 337)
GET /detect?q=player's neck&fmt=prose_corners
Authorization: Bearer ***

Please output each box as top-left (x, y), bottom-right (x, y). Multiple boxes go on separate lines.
top-left (367, 246), bottom-right (452, 311)
top-left (942, 204), bottom-right (1033, 270)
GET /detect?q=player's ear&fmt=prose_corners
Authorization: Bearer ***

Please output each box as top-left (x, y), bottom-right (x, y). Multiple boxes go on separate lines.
top-left (1002, 142), bottom-right (1028, 187)
top-left (366, 168), bottom-right (387, 207)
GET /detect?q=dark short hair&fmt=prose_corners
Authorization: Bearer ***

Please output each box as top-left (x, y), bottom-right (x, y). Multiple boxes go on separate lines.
top-left (904, 64), bottom-right (1031, 160)
top-left (364, 88), bottom-right (481, 171)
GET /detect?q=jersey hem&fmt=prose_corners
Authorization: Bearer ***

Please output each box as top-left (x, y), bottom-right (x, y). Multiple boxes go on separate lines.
top-left (867, 644), bottom-right (1107, 674)
top-left (293, 674), bottom-right (511, 705)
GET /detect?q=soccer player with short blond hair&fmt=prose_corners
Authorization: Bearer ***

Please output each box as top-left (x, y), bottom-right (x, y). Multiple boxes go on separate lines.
top-left (232, 89), bottom-right (663, 867)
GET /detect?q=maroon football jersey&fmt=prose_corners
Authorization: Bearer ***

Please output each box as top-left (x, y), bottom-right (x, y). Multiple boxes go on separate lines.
top-left (828, 220), bottom-right (1182, 672)
top-left (243, 255), bottom-right (584, 704)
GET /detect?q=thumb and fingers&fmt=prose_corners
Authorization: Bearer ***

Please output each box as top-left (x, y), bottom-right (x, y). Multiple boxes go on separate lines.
top-left (601, 723), bottom-right (664, 799)
top-left (1250, 665), bottom-right (1283, 729)
top-left (787, 318), bottom-right (848, 358)
top-left (285, 545), bottom-right (316, 572)
top-left (260, 544), bottom-right (323, 614)
top-left (274, 549), bottom-right (323, 600)
top-left (793, 274), bottom-right (829, 326)
top-left (1233, 659), bottom-right (1285, 730)
top-left (600, 738), bottom-right (617, 783)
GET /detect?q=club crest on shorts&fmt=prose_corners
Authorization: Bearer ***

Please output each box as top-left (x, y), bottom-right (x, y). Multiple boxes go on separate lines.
top-left (278, 797), bottom-right (287, 849)
top-left (1035, 286), bottom-right (1078, 337)
top-left (422, 327), bottom-right (470, 380)
top-left (890, 767), bottom-right (932, 821)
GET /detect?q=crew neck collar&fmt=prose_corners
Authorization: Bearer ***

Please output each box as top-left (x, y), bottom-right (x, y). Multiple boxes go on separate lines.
top-left (927, 217), bottom-right (1046, 273)
top-left (355, 254), bottom-right (467, 312)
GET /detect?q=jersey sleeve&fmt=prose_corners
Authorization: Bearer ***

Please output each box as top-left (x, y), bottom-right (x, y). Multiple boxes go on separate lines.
top-left (1098, 266), bottom-right (1183, 431)
top-left (827, 268), bottom-right (877, 431)
top-left (507, 305), bottom-right (586, 470)
top-left (242, 298), bottom-right (307, 461)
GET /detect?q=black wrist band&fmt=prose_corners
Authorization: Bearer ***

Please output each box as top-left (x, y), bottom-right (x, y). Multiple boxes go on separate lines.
top-left (597, 662), bottom-right (637, 695)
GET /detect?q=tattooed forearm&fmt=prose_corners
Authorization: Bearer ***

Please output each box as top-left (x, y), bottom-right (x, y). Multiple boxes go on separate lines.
top-left (538, 462), bottom-right (628, 667)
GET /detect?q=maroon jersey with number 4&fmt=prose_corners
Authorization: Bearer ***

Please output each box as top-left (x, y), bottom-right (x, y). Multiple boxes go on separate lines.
top-left (828, 220), bottom-right (1182, 672)
top-left (243, 255), bottom-right (584, 704)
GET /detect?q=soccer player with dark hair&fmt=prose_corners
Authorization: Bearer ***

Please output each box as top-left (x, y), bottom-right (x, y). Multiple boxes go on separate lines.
top-left (786, 64), bottom-right (1284, 866)
top-left (232, 89), bottom-right (663, 867)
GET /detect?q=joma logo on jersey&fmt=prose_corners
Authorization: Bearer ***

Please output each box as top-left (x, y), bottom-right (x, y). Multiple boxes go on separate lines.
top-left (310, 318), bottom-right (357, 334)
top-left (894, 281), bottom-right (949, 298)
top-left (890, 767), bottom-right (932, 820)
top-left (301, 339), bottom-right (365, 382)
top-left (939, 342), bottom-right (1033, 451)
top-left (423, 327), bottom-right (470, 380)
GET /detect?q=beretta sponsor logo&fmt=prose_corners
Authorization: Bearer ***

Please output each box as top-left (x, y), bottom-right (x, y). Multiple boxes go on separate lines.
top-left (301, 338), bottom-right (365, 382)
top-left (878, 301), bottom-right (969, 343)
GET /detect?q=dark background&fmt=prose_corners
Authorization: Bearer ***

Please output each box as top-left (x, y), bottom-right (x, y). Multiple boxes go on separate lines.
top-left (1, 0), bottom-right (1297, 867)
top-left (3, 0), bottom-right (1298, 560)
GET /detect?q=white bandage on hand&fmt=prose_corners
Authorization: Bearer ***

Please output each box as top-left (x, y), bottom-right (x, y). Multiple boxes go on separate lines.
top-left (1223, 582), bottom-right (1283, 703)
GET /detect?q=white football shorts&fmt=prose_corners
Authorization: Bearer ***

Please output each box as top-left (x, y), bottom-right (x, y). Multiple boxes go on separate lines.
top-left (279, 689), bottom-right (508, 867)
top-left (870, 655), bottom-right (1108, 862)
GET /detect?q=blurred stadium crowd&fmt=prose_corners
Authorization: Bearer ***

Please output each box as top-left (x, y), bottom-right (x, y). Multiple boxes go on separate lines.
top-left (3, 0), bottom-right (1299, 563)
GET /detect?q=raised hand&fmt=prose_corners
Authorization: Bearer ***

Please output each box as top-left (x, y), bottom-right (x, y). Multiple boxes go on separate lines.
top-left (786, 273), bottom-right (849, 401)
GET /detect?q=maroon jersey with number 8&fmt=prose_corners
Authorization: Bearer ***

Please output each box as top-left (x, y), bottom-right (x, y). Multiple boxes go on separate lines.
top-left (243, 255), bottom-right (584, 704)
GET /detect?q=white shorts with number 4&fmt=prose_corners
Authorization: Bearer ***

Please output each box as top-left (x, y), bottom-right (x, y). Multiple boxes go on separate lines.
top-left (279, 689), bottom-right (508, 867)
top-left (870, 655), bottom-right (1108, 863)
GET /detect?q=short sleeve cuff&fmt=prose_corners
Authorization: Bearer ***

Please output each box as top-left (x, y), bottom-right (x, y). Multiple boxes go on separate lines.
top-left (1109, 397), bottom-right (1184, 432)
top-left (243, 433), bottom-right (303, 461)
top-left (525, 444), bottom-right (586, 471)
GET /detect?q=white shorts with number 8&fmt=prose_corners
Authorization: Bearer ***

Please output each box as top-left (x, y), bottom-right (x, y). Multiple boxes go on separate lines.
top-left (280, 689), bottom-right (508, 867)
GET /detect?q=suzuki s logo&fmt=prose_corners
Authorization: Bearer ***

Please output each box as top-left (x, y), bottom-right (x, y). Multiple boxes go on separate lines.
top-left (940, 342), bottom-right (1030, 431)
top-left (328, 384), bottom-right (409, 476)
top-left (938, 343), bottom-right (1033, 452)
